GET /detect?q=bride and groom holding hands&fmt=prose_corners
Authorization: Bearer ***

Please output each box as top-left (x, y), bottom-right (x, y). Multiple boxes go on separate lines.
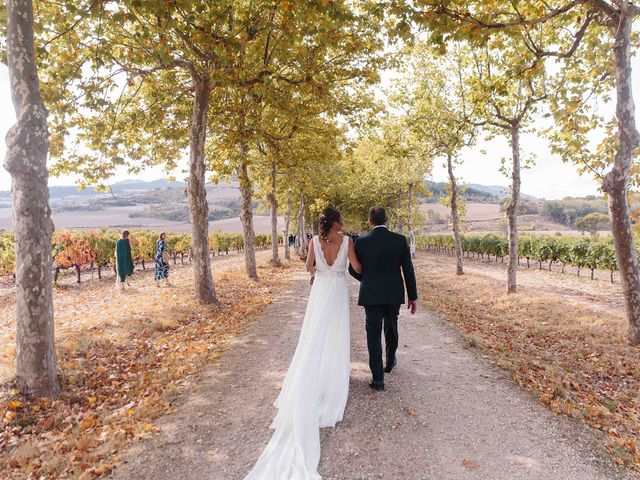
top-left (245, 206), bottom-right (418, 479)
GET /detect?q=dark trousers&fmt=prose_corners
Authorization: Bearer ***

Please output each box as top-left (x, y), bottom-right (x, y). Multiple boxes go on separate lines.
top-left (364, 304), bottom-right (400, 385)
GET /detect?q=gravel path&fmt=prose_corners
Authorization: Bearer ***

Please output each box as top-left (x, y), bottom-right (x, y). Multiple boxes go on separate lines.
top-left (109, 270), bottom-right (634, 480)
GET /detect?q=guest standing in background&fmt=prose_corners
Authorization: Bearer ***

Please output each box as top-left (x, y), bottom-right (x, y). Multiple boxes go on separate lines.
top-left (155, 232), bottom-right (171, 287)
top-left (115, 230), bottom-right (134, 290)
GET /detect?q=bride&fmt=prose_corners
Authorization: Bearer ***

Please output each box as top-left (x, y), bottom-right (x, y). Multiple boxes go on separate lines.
top-left (245, 207), bottom-right (361, 480)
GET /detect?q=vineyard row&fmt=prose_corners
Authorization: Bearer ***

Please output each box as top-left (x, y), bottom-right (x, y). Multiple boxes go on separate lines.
top-left (416, 233), bottom-right (619, 282)
top-left (0, 229), bottom-right (280, 282)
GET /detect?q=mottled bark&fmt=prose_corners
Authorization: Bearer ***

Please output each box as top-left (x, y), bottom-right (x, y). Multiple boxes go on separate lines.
top-left (187, 77), bottom-right (218, 305)
top-left (283, 191), bottom-right (292, 261)
top-left (506, 124), bottom-right (521, 294)
top-left (602, 13), bottom-right (640, 345)
top-left (447, 154), bottom-right (464, 276)
top-left (268, 160), bottom-right (281, 266)
top-left (4, 0), bottom-right (59, 397)
top-left (238, 147), bottom-right (258, 279)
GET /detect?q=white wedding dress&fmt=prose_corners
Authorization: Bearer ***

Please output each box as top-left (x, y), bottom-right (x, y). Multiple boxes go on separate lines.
top-left (245, 235), bottom-right (351, 480)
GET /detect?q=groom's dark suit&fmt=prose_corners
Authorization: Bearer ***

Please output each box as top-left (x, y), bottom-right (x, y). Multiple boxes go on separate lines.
top-left (349, 226), bottom-right (418, 386)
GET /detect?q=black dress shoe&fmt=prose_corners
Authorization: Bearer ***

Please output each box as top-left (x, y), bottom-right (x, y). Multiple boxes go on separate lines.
top-left (384, 358), bottom-right (397, 374)
top-left (369, 381), bottom-right (385, 391)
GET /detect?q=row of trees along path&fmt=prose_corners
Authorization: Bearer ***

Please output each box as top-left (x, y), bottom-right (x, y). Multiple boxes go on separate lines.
top-left (3, 1), bottom-right (640, 408)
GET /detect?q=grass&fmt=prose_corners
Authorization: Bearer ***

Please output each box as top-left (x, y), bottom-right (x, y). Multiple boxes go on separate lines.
top-left (417, 264), bottom-right (640, 471)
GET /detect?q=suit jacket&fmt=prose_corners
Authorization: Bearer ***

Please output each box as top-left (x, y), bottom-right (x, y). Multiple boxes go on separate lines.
top-left (348, 227), bottom-right (418, 306)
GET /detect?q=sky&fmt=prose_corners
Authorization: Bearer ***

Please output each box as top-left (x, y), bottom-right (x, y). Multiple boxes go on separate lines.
top-left (0, 58), bottom-right (637, 199)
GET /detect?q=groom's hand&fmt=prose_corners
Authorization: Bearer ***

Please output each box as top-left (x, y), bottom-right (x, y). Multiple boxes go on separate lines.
top-left (407, 300), bottom-right (417, 315)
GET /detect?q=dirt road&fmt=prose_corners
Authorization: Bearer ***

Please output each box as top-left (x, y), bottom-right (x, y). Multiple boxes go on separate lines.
top-left (108, 269), bottom-right (633, 480)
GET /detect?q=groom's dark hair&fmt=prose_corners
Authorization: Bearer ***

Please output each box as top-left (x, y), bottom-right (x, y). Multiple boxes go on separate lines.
top-left (369, 207), bottom-right (387, 226)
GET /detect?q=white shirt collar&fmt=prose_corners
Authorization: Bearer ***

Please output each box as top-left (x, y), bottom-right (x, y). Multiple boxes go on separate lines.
top-left (373, 225), bottom-right (388, 230)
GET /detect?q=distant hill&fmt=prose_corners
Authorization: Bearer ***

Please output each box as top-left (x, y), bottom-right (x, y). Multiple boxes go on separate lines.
top-left (424, 181), bottom-right (540, 203)
top-left (468, 184), bottom-right (540, 201)
top-left (110, 179), bottom-right (185, 191)
top-left (425, 181), bottom-right (498, 203)
top-left (0, 179), bottom-right (239, 201)
top-left (48, 179), bottom-right (186, 199)
top-left (0, 178), bottom-right (243, 225)
top-left (0, 179), bottom-right (187, 202)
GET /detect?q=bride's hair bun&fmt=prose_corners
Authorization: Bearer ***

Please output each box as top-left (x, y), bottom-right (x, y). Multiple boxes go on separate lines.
top-left (319, 207), bottom-right (341, 240)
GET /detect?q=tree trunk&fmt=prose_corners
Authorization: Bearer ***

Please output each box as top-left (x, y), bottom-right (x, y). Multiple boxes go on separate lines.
top-left (298, 192), bottom-right (307, 258)
top-left (186, 76), bottom-right (218, 305)
top-left (407, 183), bottom-right (417, 258)
top-left (602, 13), bottom-right (640, 344)
top-left (447, 153), bottom-right (464, 275)
top-left (4, 0), bottom-right (59, 397)
top-left (506, 123), bottom-right (521, 294)
top-left (396, 188), bottom-right (404, 233)
top-left (283, 191), bottom-right (292, 261)
top-left (75, 264), bottom-right (81, 283)
top-left (268, 160), bottom-right (281, 266)
top-left (238, 150), bottom-right (258, 279)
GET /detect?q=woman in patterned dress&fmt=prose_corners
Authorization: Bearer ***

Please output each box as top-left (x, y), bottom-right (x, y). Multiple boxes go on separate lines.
top-left (154, 232), bottom-right (171, 287)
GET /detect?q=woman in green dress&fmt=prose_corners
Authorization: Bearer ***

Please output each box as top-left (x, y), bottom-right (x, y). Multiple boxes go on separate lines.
top-left (115, 230), bottom-right (134, 290)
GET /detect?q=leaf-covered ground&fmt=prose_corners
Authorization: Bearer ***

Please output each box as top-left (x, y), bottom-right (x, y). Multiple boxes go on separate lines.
top-left (0, 251), bottom-right (293, 479)
top-left (415, 252), bottom-right (640, 471)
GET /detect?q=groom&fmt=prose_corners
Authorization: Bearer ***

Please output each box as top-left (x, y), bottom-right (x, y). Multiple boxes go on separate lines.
top-left (349, 207), bottom-right (418, 391)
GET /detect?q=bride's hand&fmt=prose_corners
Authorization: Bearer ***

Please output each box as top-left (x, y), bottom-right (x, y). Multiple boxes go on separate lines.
top-left (347, 237), bottom-right (362, 273)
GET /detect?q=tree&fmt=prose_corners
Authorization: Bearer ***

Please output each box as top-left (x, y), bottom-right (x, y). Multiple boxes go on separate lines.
top-left (403, 43), bottom-right (478, 274)
top-left (206, 1), bottom-right (384, 278)
top-left (575, 212), bottom-right (610, 235)
top-left (255, 113), bottom-right (346, 266)
top-left (394, 0), bottom-right (640, 343)
top-left (332, 114), bottom-right (431, 238)
top-left (33, 1), bottom-right (244, 304)
top-left (454, 38), bottom-right (547, 293)
top-left (3, 0), bottom-right (59, 397)
top-left (379, 117), bottom-right (431, 242)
